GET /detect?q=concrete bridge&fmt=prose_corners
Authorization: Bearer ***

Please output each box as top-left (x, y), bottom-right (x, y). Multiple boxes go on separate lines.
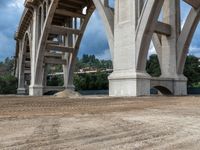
top-left (15, 0), bottom-right (200, 96)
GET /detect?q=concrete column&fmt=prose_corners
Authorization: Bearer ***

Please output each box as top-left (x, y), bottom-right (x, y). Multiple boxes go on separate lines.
top-left (17, 40), bottom-right (26, 95)
top-left (29, 6), bottom-right (43, 96)
top-left (65, 18), bottom-right (75, 90)
top-left (109, 0), bottom-right (150, 97)
top-left (160, 0), bottom-right (187, 95)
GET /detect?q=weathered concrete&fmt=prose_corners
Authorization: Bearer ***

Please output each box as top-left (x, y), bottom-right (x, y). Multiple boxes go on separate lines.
top-left (15, 0), bottom-right (200, 97)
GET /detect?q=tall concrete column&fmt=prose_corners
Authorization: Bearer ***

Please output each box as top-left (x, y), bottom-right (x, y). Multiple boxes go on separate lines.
top-left (109, 0), bottom-right (151, 97)
top-left (160, 0), bottom-right (187, 95)
top-left (17, 40), bottom-right (26, 95)
top-left (62, 18), bottom-right (75, 90)
top-left (29, 6), bottom-right (43, 96)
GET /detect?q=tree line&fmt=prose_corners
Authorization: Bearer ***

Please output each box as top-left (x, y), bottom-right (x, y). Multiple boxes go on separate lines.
top-left (0, 54), bottom-right (200, 94)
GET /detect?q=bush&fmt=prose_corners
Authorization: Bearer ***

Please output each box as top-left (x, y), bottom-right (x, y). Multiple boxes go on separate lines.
top-left (47, 75), bottom-right (64, 86)
top-left (0, 74), bottom-right (17, 94)
top-left (74, 72), bottom-right (109, 91)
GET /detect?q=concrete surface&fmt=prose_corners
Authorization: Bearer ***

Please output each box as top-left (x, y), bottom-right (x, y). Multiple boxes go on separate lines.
top-left (0, 96), bottom-right (200, 149)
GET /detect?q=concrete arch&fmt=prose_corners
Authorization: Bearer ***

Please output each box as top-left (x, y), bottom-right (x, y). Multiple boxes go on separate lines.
top-left (92, 0), bottom-right (114, 58)
top-left (150, 78), bottom-right (174, 95)
top-left (177, 7), bottom-right (200, 74)
top-left (31, 0), bottom-right (115, 95)
top-left (153, 86), bottom-right (173, 95)
top-left (16, 0), bottom-right (197, 97)
top-left (17, 32), bottom-right (31, 94)
top-left (136, 0), bottom-right (164, 71)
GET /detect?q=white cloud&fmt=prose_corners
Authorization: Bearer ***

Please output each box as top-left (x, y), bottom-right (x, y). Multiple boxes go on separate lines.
top-left (96, 49), bottom-right (111, 60)
top-left (8, 0), bottom-right (24, 9)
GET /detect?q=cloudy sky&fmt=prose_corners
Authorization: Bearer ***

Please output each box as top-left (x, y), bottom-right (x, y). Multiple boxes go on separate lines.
top-left (0, 0), bottom-right (199, 61)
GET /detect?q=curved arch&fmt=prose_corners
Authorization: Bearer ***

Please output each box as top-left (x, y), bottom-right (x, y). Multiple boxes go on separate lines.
top-left (153, 86), bottom-right (173, 95)
top-left (34, 0), bottom-right (114, 92)
top-left (177, 7), bottom-right (200, 74)
top-left (92, 0), bottom-right (114, 58)
top-left (18, 32), bottom-right (31, 94)
top-left (33, 0), bottom-right (59, 87)
top-left (136, 0), bottom-right (164, 71)
top-left (65, 5), bottom-right (95, 88)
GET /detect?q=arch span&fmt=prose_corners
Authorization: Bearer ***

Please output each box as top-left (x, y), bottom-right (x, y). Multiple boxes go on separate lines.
top-left (17, 32), bottom-right (31, 95)
top-left (15, 0), bottom-right (200, 97)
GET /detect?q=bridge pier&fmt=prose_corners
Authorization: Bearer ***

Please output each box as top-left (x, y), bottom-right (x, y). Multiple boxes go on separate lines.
top-left (154, 0), bottom-right (187, 96)
top-left (109, 72), bottom-right (151, 97)
top-left (29, 85), bottom-right (43, 96)
top-left (109, 0), bottom-right (152, 96)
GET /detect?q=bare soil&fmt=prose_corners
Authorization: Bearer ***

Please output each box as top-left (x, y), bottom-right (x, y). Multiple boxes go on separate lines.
top-left (0, 95), bottom-right (200, 150)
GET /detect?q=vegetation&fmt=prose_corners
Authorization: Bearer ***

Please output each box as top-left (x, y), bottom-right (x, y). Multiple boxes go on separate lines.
top-left (75, 54), bottom-right (112, 71)
top-left (146, 54), bottom-right (161, 77)
top-left (146, 54), bottom-right (200, 87)
top-left (0, 54), bottom-right (200, 94)
top-left (74, 72), bottom-right (109, 91)
top-left (184, 55), bottom-right (200, 87)
top-left (0, 57), bottom-right (17, 94)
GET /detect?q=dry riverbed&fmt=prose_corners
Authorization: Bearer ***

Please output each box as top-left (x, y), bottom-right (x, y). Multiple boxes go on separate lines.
top-left (0, 96), bottom-right (200, 149)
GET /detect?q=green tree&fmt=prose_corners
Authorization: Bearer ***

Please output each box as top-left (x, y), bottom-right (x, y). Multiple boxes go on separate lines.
top-left (146, 54), bottom-right (161, 77)
top-left (184, 55), bottom-right (200, 87)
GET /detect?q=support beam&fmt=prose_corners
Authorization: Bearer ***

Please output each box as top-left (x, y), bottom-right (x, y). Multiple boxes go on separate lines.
top-left (44, 58), bottom-right (66, 65)
top-left (49, 25), bottom-right (80, 35)
top-left (46, 44), bottom-right (74, 53)
top-left (55, 9), bottom-right (86, 18)
top-left (44, 52), bottom-right (62, 58)
top-left (154, 21), bottom-right (171, 36)
top-left (183, 0), bottom-right (200, 9)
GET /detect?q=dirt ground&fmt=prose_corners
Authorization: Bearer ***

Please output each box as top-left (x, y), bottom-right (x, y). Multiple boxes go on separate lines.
top-left (0, 96), bottom-right (200, 150)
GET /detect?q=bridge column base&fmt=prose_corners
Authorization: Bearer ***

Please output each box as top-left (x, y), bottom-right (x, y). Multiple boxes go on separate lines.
top-left (29, 85), bottom-right (43, 96)
top-left (109, 72), bottom-right (151, 97)
top-left (17, 88), bottom-right (26, 95)
top-left (174, 76), bottom-right (187, 96)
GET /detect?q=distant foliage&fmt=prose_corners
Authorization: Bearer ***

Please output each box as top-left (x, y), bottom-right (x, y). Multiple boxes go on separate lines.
top-left (0, 74), bottom-right (17, 94)
top-left (146, 54), bottom-right (200, 87)
top-left (47, 75), bottom-right (64, 86)
top-left (0, 57), bottom-right (17, 94)
top-left (74, 72), bottom-right (109, 91)
top-left (146, 54), bottom-right (161, 77)
top-left (75, 54), bottom-right (113, 71)
top-left (184, 55), bottom-right (200, 87)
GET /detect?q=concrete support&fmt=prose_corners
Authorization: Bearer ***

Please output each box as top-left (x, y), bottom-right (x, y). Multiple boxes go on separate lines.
top-left (16, 0), bottom-right (200, 97)
top-left (17, 40), bottom-right (26, 95)
top-left (159, 0), bottom-right (187, 95)
top-left (63, 18), bottom-right (75, 90)
top-left (109, 0), bottom-right (151, 97)
top-left (29, 6), bottom-right (43, 96)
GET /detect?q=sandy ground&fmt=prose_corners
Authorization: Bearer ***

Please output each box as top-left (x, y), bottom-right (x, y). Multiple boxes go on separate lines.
top-left (0, 96), bottom-right (200, 150)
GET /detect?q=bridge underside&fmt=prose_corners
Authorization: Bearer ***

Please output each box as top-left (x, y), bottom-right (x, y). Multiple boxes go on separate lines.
top-left (15, 0), bottom-right (200, 97)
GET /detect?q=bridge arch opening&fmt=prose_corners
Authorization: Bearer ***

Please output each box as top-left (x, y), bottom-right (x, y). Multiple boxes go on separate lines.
top-left (146, 43), bottom-right (161, 78)
top-left (19, 33), bottom-right (31, 94)
top-left (152, 86), bottom-right (173, 95)
top-left (79, 11), bottom-right (112, 60)
top-left (72, 4), bottom-right (113, 92)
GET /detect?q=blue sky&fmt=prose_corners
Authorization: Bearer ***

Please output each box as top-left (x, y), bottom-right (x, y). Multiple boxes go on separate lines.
top-left (0, 0), bottom-right (199, 61)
